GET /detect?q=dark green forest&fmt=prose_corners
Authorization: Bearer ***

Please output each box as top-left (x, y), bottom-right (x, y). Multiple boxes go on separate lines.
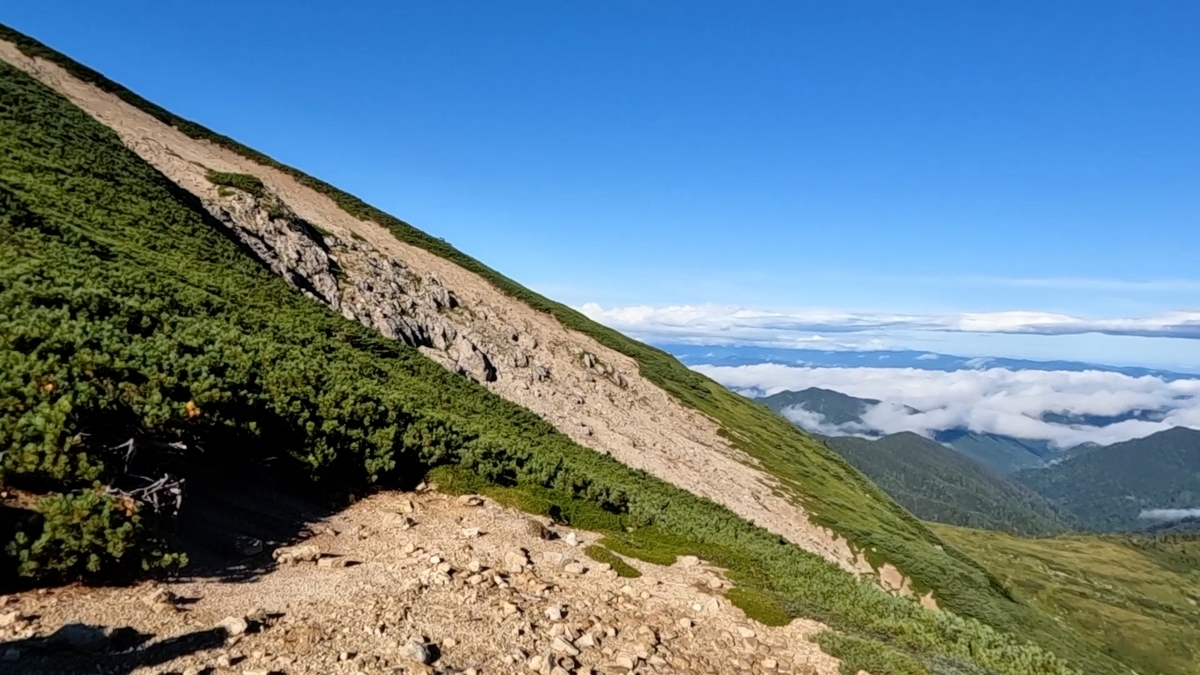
top-left (1017, 427), bottom-right (1200, 532)
top-left (819, 433), bottom-right (1070, 536)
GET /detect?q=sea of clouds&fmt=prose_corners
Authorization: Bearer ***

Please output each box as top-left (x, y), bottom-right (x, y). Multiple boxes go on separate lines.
top-left (693, 363), bottom-right (1200, 448)
top-left (580, 303), bottom-right (1200, 344)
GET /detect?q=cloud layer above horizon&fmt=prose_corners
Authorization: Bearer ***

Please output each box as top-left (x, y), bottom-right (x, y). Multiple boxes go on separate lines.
top-left (579, 303), bottom-right (1200, 346)
top-left (694, 363), bottom-right (1200, 448)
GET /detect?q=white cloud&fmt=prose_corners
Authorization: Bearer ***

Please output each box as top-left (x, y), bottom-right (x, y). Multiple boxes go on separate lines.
top-left (1139, 509), bottom-right (1200, 521)
top-left (779, 407), bottom-right (870, 437)
top-left (577, 303), bottom-right (1200, 345)
top-left (693, 363), bottom-right (1200, 448)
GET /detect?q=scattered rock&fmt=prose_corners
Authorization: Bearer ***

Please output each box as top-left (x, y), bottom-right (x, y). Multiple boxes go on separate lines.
top-left (456, 495), bottom-right (484, 507)
top-left (525, 519), bottom-right (554, 540)
top-left (218, 616), bottom-right (250, 637)
top-left (405, 639), bottom-right (434, 664)
top-left (272, 544), bottom-right (320, 564)
top-left (504, 547), bottom-right (530, 573)
top-left (142, 587), bottom-right (177, 610)
top-left (552, 636), bottom-right (580, 656)
top-left (461, 527), bottom-right (482, 539)
top-left (0, 610), bottom-right (24, 628)
top-left (563, 562), bottom-right (586, 575)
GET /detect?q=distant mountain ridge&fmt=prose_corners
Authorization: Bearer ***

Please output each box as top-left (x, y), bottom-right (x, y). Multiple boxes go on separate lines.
top-left (1017, 427), bottom-right (1200, 532)
top-left (760, 387), bottom-right (1200, 535)
top-left (760, 386), bottom-right (1061, 473)
top-left (817, 431), bottom-right (1070, 535)
top-left (668, 343), bottom-right (1198, 381)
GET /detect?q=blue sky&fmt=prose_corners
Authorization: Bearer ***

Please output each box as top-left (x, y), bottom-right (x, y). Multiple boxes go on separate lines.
top-left (5, 2), bottom-right (1198, 368)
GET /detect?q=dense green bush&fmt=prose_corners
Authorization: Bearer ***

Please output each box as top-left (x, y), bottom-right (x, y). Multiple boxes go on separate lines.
top-left (205, 169), bottom-right (266, 197)
top-left (6, 488), bottom-right (185, 578)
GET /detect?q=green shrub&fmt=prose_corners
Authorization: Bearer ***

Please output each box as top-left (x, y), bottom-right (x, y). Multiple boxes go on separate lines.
top-left (583, 544), bottom-right (641, 578)
top-left (726, 586), bottom-right (791, 626)
top-left (204, 169), bottom-right (265, 197)
top-left (6, 489), bottom-right (185, 578)
top-left (816, 632), bottom-right (928, 675)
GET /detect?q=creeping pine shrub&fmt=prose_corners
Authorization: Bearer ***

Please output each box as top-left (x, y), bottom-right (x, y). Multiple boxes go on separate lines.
top-left (582, 544), bottom-right (641, 578)
top-left (204, 169), bottom-right (266, 197)
top-left (6, 489), bottom-right (185, 578)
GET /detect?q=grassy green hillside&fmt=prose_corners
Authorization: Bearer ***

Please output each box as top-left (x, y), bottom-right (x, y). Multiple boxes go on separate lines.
top-left (1017, 427), bottom-right (1200, 532)
top-left (934, 524), bottom-right (1200, 675)
top-left (820, 432), bottom-right (1070, 536)
top-left (0, 30), bottom-right (1132, 673)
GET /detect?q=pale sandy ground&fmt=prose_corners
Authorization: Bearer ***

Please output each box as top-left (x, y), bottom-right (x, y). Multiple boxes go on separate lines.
top-left (0, 489), bottom-right (849, 675)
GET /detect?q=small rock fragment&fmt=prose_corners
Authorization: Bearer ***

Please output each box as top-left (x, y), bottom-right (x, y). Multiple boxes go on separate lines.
top-left (218, 616), bottom-right (250, 637)
top-left (405, 639), bottom-right (433, 664)
top-left (272, 544), bottom-right (320, 564)
top-left (552, 636), bottom-right (580, 656)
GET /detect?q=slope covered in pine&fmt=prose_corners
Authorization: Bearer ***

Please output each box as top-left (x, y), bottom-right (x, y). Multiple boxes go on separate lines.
top-left (0, 24), bottom-right (1132, 674)
top-left (1017, 427), bottom-right (1200, 532)
top-left (819, 433), bottom-right (1070, 535)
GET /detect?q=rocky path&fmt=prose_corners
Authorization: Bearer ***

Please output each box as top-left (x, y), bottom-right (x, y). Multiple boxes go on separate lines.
top-left (0, 490), bottom-right (843, 675)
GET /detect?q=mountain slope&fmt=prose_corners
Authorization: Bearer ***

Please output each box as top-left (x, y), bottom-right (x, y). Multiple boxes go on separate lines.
top-left (0, 26), bottom-right (1127, 674)
top-left (932, 429), bottom-right (1052, 474)
top-left (1017, 427), bottom-right (1200, 532)
top-left (762, 387), bottom-right (1057, 473)
top-left (934, 524), bottom-right (1200, 675)
top-left (819, 432), bottom-right (1070, 535)
top-left (761, 387), bottom-right (881, 427)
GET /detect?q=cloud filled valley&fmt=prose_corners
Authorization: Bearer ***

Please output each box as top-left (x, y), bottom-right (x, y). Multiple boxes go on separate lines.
top-left (694, 363), bottom-right (1200, 448)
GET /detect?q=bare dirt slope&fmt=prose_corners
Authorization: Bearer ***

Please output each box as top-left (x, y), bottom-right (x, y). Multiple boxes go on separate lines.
top-left (0, 43), bottom-right (928, 594)
top-left (0, 489), bottom-right (844, 675)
